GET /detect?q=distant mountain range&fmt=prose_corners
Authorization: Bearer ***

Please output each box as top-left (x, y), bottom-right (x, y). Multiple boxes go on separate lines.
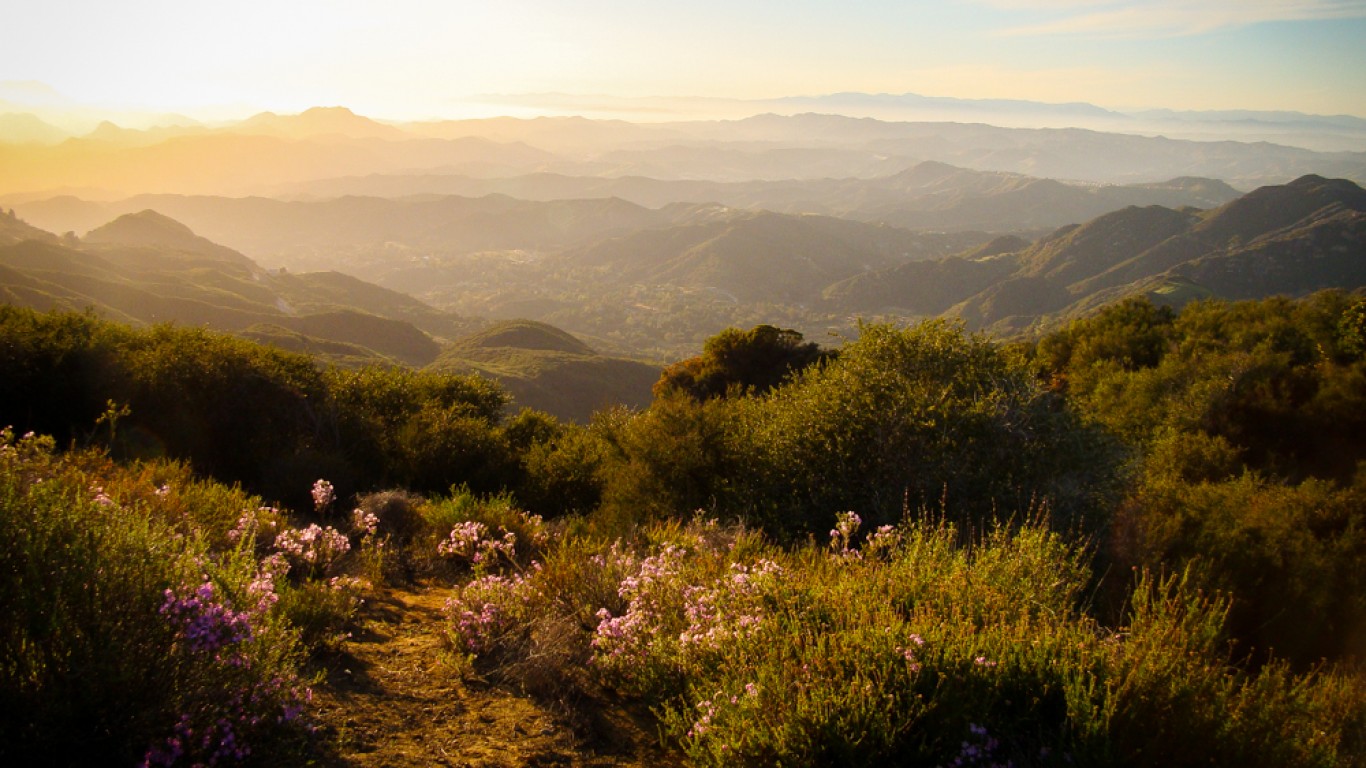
top-left (9, 163), bottom-right (1243, 271)
top-left (477, 91), bottom-right (1366, 153)
top-left (260, 163), bottom-right (1242, 234)
top-left (2, 106), bottom-right (1364, 201)
top-left (9, 90), bottom-right (1366, 151)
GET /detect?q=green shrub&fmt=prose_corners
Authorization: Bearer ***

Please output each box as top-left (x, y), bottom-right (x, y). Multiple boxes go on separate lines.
top-left (417, 486), bottom-right (550, 577)
top-left (0, 429), bottom-right (313, 766)
top-left (741, 321), bottom-right (1120, 535)
top-left (446, 512), bottom-right (1366, 767)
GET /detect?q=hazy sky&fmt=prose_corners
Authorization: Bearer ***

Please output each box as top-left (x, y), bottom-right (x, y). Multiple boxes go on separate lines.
top-left (4, 0), bottom-right (1366, 121)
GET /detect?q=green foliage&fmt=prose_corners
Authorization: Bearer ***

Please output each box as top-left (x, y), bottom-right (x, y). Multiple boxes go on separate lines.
top-left (0, 305), bottom-right (129, 445)
top-left (323, 364), bottom-right (513, 495)
top-left (1340, 296), bottom-right (1366, 359)
top-left (654, 324), bottom-right (828, 400)
top-left (1116, 471), bottom-right (1366, 664)
top-left (595, 393), bottom-right (750, 526)
top-left (506, 410), bottom-right (609, 519)
top-left (741, 320), bottom-right (1119, 534)
top-left (448, 514), bottom-right (1366, 767)
top-left (0, 429), bottom-right (314, 766)
top-left (0, 307), bottom-right (520, 506)
top-left (1039, 291), bottom-right (1366, 665)
top-left (121, 324), bottom-right (330, 499)
top-left (596, 320), bottom-right (1120, 538)
top-left (413, 485), bottom-right (550, 577)
top-left (1048, 292), bottom-right (1366, 482)
top-left (1036, 295), bottom-right (1175, 393)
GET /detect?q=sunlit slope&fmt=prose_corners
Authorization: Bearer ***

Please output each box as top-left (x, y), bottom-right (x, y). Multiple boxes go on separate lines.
top-left (0, 210), bottom-right (477, 366)
top-left (429, 320), bottom-right (660, 422)
top-left (828, 175), bottom-right (1366, 334)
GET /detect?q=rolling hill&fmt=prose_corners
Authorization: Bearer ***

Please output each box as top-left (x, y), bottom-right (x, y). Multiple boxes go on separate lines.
top-left (558, 209), bottom-right (986, 304)
top-left (0, 211), bottom-right (474, 366)
top-left (9, 193), bottom-right (685, 268)
top-left (428, 320), bottom-right (661, 422)
top-left (829, 175), bottom-right (1366, 335)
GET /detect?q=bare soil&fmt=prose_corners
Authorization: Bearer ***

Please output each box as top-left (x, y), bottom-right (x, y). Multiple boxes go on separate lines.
top-left (309, 584), bottom-right (679, 768)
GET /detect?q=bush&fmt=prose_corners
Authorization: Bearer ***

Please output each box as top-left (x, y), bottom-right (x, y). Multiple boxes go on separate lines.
top-left (741, 320), bottom-right (1120, 535)
top-left (0, 430), bottom-right (313, 766)
top-left (443, 512), bottom-right (1366, 767)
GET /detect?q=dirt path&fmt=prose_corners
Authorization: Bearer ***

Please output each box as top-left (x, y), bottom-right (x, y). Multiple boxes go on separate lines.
top-left (310, 584), bottom-right (676, 768)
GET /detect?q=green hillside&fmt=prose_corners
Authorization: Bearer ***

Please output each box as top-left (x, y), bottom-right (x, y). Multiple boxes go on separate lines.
top-left (0, 211), bottom-right (472, 366)
top-left (431, 320), bottom-right (660, 422)
top-left (829, 175), bottom-right (1366, 336)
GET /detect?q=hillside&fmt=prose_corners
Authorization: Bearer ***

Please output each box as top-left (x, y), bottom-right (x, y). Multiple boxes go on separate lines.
top-left (82, 208), bottom-right (254, 266)
top-left (10, 193), bottom-right (682, 268)
top-left (950, 176), bottom-right (1366, 332)
top-left (0, 211), bottom-right (467, 366)
top-left (429, 320), bottom-right (660, 422)
top-left (0, 207), bottom-right (58, 246)
top-left (827, 175), bottom-right (1366, 335)
top-left (559, 210), bottom-right (982, 304)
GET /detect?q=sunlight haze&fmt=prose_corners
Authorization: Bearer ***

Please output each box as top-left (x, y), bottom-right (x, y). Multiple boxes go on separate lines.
top-left (4, 0), bottom-right (1365, 123)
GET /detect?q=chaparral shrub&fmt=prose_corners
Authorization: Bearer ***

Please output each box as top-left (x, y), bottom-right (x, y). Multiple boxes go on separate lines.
top-left (0, 429), bottom-right (317, 766)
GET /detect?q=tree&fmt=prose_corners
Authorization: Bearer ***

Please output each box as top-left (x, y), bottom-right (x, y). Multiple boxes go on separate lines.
top-left (653, 324), bottom-right (827, 401)
top-left (738, 321), bottom-right (1119, 535)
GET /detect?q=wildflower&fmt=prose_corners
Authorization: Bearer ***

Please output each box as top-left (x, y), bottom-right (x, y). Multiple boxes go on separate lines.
top-left (350, 508), bottom-right (379, 537)
top-left (159, 580), bottom-right (254, 657)
top-left (443, 572), bottom-right (539, 653)
top-left (310, 479), bottom-right (335, 513)
top-left (829, 510), bottom-right (863, 556)
top-left (274, 524), bottom-right (350, 572)
top-left (90, 485), bottom-right (114, 506)
top-left (228, 507), bottom-right (281, 548)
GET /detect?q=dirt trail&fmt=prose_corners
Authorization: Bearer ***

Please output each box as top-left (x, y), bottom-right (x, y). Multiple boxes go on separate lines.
top-left (311, 584), bottom-right (674, 768)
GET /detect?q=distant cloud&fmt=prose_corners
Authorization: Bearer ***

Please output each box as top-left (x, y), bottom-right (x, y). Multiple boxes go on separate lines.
top-left (982, 0), bottom-right (1366, 37)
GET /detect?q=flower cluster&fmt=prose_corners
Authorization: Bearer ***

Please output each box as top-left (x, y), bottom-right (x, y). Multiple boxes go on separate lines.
top-left (226, 506), bottom-right (282, 551)
top-left (591, 537), bottom-right (784, 697)
top-left (273, 524), bottom-right (350, 572)
top-left (865, 524), bottom-right (902, 557)
top-left (437, 521), bottom-right (517, 568)
top-left (90, 484), bottom-right (114, 507)
top-left (830, 510), bottom-right (862, 555)
top-left (521, 512), bottom-right (550, 550)
top-left (592, 544), bottom-right (688, 677)
top-left (683, 684), bottom-right (762, 753)
top-left (159, 580), bottom-right (255, 660)
top-left (941, 722), bottom-right (1012, 768)
top-left (443, 569), bottom-right (540, 654)
top-left (245, 555), bottom-right (289, 614)
top-left (140, 676), bottom-right (312, 768)
top-left (310, 479), bottom-right (335, 514)
top-left (350, 507), bottom-right (380, 538)
top-left (895, 632), bottom-right (926, 673)
top-left (678, 559), bottom-right (782, 651)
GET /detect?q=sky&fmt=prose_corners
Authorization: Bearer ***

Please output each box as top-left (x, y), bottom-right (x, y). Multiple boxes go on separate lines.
top-left (3, 0), bottom-right (1366, 124)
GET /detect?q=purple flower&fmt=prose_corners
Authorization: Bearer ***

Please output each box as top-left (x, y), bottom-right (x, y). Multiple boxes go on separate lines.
top-left (310, 479), bottom-right (335, 513)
